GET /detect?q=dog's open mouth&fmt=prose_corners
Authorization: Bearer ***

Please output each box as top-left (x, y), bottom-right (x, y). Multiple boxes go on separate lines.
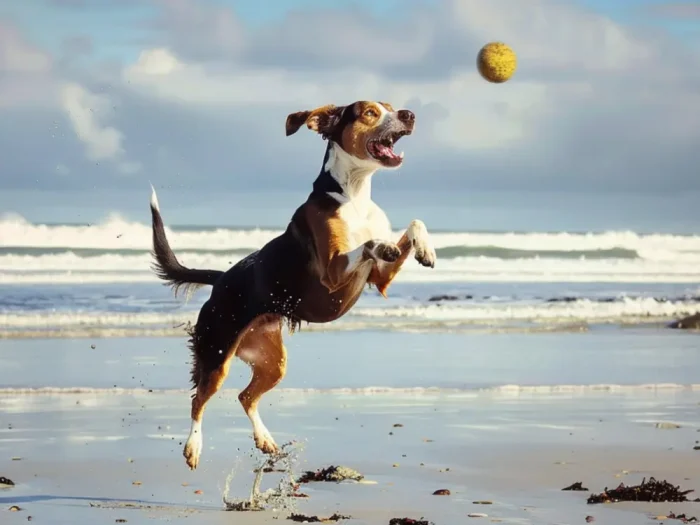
top-left (367, 130), bottom-right (411, 167)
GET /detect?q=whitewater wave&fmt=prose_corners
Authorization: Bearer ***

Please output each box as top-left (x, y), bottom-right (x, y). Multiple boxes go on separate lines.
top-left (2, 213), bottom-right (699, 256)
top-left (0, 245), bottom-right (659, 261)
top-left (0, 297), bottom-right (694, 339)
top-left (350, 297), bottom-right (699, 321)
top-left (2, 253), bottom-right (700, 284)
top-left (0, 213), bottom-right (278, 251)
top-left (2, 214), bottom-right (699, 284)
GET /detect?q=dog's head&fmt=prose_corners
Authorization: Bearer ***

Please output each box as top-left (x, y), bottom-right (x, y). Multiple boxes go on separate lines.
top-left (285, 101), bottom-right (415, 169)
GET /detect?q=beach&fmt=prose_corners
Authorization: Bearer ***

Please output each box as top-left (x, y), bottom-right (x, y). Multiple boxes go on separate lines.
top-left (1, 384), bottom-right (699, 525)
top-left (1, 218), bottom-right (700, 524)
top-left (2, 329), bottom-right (700, 525)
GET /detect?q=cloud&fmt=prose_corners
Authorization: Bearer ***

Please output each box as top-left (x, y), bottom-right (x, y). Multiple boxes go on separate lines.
top-left (1, 0), bottom-right (700, 198)
top-left (0, 21), bottom-right (137, 177)
top-left (60, 35), bottom-right (94, 58)
top-left (148, 0), bottom-right (246, 61)
top-left (60, 83), bottom-right (123, 160)
top-left (0, 23), bottom-right (51, 73)
top-left (60, 82), bottom-right (141, 174)
top-left (46, 0), bottom-right (88, 6)
top-left (0, 21), bottom-right (58, 108)
top-left (648, 2), bottom-right (700, 18)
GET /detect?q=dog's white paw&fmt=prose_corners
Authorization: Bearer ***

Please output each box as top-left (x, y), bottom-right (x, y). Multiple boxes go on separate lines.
top-left (407, 220), bottom-right (436, 268)
top-left (183, 420), bottom-right (203, 470)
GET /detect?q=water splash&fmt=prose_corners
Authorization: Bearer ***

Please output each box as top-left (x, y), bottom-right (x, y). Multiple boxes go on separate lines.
top-left (222, 441), bottom-right (305, 512)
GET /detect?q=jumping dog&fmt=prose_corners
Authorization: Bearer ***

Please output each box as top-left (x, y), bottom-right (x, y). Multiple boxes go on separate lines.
top-left (149, 100), bottom-right (436, 470)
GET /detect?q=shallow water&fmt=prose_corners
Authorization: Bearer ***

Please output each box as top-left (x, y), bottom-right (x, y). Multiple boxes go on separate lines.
top-left (0, 328), bottom-right (698, 392)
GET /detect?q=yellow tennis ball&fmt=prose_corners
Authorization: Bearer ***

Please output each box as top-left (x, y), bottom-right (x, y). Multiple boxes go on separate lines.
top-left (477, 42), bottom-right (517, 84)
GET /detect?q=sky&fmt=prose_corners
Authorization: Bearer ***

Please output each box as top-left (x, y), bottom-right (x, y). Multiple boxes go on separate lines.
top-left (0, 0), bottom-right (699, 229)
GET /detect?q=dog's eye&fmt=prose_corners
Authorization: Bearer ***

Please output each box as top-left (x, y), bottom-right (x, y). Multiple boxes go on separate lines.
top-left (364, 109), bottom-right (378, 118)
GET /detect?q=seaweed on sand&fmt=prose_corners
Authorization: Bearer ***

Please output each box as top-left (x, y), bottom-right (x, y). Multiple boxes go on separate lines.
top-left (562, 482), bottom-right (589, 491)
top-left (0, 477), bottom-right (14, 487)
top-left (297, 466), bottom-right (363, 484)
top-left (663, 513), bottom-right (698, 523)
top-left (287, 513), bottom-right (351, 522)
top-left (587, 477), bottom-right (697, 504)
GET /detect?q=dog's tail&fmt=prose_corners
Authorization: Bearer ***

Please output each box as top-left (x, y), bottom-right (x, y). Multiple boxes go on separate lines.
top-left (149, 186), bottom-right (224, 299)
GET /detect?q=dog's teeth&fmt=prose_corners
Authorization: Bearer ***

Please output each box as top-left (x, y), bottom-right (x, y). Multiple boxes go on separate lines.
top-left (399, 151), bottom-right (404, 159)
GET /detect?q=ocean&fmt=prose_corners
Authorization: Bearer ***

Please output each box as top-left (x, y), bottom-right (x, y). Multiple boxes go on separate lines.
top-left (0, 213), bottom-right (699, 340)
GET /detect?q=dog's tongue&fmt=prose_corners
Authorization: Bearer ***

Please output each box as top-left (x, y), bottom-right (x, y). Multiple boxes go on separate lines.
top-left (377, 143), bottom-right (398, 159)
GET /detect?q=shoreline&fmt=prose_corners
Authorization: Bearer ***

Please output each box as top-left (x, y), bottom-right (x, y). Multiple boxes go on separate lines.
top-left (2, 383), bottom-right (700, 395)
top-left (0, 317), bottom-right (693, 340)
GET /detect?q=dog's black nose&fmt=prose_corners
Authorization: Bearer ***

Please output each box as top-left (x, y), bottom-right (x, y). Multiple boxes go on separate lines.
top-left (397, 110), bottom-right (415, 123)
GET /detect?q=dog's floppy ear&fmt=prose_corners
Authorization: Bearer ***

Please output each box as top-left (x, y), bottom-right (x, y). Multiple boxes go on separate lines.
top-left (285, 105), bottom-right (346, 138)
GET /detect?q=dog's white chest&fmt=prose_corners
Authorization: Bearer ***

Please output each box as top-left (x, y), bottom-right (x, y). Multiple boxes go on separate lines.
top-left (337, 199), bottom-right (392, 248)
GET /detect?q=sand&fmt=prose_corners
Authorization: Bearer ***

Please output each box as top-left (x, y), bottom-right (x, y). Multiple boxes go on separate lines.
top-left (2, 328), bottom-right (699, 524)
top-left (1, 388), bottom-right (699, 525)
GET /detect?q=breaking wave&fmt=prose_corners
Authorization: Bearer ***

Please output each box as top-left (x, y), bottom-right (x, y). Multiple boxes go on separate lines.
top-left (2, 213), bottom-right (699, 254)
top-left (1, 214), bottom-right (700, 284)
top-left (0, 296), bottom-right (696, 339)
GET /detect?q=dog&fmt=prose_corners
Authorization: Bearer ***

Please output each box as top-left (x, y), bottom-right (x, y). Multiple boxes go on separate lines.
top-left (149, 100), bottom-right (436, 470)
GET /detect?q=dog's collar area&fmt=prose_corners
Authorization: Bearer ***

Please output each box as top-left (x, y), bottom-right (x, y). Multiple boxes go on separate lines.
top-left (311, 142), bottom-right (379, 206)
top-left (311, 143), bottom-right (367, 203)
top-left (312, 170), bottom-right (343, 194)
top-left (312, 147), bottom-right (345, 199)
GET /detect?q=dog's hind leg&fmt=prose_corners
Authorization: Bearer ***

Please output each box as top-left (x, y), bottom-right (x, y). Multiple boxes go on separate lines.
top-left (183, 312), bottom-right (286, 468)
top-left (235, 314), bottom-right (287, 455)
top-left (184, 346), bottom-right (237, 470)
top-left (183, 306), bottom-right (240, 470)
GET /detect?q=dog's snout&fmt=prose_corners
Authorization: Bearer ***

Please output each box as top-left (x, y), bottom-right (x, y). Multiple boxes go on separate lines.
top-left (397, 110), bottom-right (415, 123)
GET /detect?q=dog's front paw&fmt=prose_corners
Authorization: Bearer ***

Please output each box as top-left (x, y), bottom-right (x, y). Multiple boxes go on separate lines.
top-left (372, 242), bottom-right (401, 263)
top-left (414, 241), bottom-right (436, 268)
top-left (407, 220), bottom-right (436, 268)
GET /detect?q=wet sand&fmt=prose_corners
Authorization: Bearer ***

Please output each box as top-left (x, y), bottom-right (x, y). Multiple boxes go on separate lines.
top-left (1, 389), bottom-right (699, 524)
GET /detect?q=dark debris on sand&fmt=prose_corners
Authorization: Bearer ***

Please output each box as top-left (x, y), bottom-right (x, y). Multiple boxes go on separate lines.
top-left (224, 500), bottom-right (264, 512)
top-left (562, 482), bottom-right (589, 491)
top-left (428, 294), bottom-right (460, 302)
top-left (297, 466), bottom-right (363, 484)
top-left (389, 519), bottom-right (434, 525)
top-left (587, 477), bottom-right (698, 504)
top-left (664, 513), bottom-right (698, 523)
top-left (287, 513), bottom-right (351, 523)
top-left (0, 477), bottom-right (15, 487)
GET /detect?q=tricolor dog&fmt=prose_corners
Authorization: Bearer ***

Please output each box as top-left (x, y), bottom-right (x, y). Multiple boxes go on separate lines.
top-left (149, 100), bottom-right (436, 470)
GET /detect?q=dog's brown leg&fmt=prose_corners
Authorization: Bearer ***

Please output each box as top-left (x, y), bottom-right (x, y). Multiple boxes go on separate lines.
top-left (369, 220), bottom-right (436, 296)
top-left (183, 359), bottom-right (234, 470)
top-left (235, 314), bottom-right (287, 455)
top-left (368, 231), bottom-right (413, 296)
